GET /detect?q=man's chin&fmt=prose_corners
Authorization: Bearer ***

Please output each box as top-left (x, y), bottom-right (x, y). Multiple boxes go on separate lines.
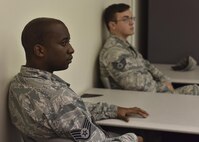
top-left (55, 65), bottom-right (70, 71)
top-left (130, 31), bottom-right (134, 35)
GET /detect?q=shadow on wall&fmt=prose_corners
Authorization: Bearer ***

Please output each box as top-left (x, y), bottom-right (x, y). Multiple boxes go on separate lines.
top-left (92, 14), bottom-right (106, 89)
top-left (6, 84), bottom-right (23, 142)
top-left (0, 47), bottom-right (21, 141)
top-left (92, 55), bottom-right (104, 88)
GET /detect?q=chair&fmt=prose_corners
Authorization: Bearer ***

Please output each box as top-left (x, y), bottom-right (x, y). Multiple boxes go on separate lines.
top-left (101, 77), bottom-right (111, 89)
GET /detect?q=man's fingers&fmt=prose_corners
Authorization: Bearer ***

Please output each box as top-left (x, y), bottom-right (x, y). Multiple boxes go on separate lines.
top-left (128, 107), bottom-right (149, 118)
top-left (117, 107), bottom-right (149, 122)
top-left (137, 111), bottom-right (149, 118)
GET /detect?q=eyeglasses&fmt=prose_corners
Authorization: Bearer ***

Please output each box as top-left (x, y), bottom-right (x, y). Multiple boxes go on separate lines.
top-left (115, 16), bottom-right (136, 23)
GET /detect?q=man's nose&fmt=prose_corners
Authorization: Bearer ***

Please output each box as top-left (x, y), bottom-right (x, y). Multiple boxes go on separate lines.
top-left (69, 45), bottom-right (74, 54)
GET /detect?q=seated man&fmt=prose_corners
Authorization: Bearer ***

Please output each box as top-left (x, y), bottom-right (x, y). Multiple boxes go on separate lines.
top-left (8, 17), bottom-right (149, 142)
top-left (99, 3), bottom-right (199, 95)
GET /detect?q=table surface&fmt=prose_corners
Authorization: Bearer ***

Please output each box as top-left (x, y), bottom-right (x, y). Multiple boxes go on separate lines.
top-left (83, 88), bottom-right (199, 135)
top-left (153, 64), bottom-right (199, 84)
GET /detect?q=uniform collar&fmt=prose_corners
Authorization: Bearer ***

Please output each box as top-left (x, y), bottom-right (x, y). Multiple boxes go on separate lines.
top-left (109, 34), bottom-right (131, 47)
top-left (20, 66), bottom-right (70, 86)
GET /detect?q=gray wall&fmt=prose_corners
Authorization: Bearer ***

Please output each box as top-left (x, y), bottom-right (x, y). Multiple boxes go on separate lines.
top-left (148, 0), bottom-right (199, 64)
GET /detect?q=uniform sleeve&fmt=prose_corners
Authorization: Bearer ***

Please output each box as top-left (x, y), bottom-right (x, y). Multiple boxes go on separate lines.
top-left (41, 93), bottom-right (107, 141)
top-left (10, 85), bottom-right (138, 142)
top-left (102, 47), bottom-right (157, 91)
top-left (144, 59), bottom-right (170, 82)
top-left (43, 94), bottom-right (137, 142)
top-left (108, 133), bottom-right (138, 142)
top-left (84, 102), bottom-right (118, 121)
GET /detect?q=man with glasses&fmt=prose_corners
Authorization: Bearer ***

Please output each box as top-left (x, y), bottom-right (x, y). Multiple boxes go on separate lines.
top-left (99, 3), bottom-right (199, 95)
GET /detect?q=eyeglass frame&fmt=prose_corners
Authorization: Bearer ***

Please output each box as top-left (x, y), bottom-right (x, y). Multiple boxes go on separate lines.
top-left (113, 16), bottom-right (136, 23)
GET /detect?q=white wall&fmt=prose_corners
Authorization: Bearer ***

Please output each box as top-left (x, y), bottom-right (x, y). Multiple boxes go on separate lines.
top-left (0, 0), bottom-right (136, 142)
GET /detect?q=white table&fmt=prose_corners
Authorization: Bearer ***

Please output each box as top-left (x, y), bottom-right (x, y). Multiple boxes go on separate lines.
top-left (83, 88), bottom-right (199, 135)
top-left (154, 64), bottom-right (199, 84)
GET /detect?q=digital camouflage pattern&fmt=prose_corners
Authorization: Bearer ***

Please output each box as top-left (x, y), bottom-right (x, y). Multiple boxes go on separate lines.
top-left (99, 34), bottom-right (169, 92)
top-left (99, 35), bottom-right (199, 95)
top-left (8, 66), bottom-right (138, 142)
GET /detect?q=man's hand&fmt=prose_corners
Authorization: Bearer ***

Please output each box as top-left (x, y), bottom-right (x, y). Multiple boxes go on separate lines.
top-left (137, 136), bottom-right (144, 142)
top-left (117, 107), bottom-right (149, 122)
top-left (164, 82), bottom-right (175, 93)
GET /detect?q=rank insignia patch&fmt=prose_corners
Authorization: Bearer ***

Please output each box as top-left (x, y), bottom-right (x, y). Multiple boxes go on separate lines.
top-left (112, 58), bottom-right (126, 71)
top-left (70, 117), bottom-right (93, 141)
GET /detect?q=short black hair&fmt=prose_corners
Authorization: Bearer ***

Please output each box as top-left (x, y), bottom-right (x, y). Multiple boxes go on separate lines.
top-left (21, 17), bottom-right (65, 59)
top-left (103, 3), bottom-right (130, 30)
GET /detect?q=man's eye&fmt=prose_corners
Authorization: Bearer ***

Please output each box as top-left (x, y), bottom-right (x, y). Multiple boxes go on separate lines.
top-left (122, 18), bottom-right (129, 22)
top-left (61, 41), bottom-right (68, 46)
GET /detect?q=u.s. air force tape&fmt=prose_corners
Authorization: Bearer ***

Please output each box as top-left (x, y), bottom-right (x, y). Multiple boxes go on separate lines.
top-left (70, 117), bottom-right (94, 141)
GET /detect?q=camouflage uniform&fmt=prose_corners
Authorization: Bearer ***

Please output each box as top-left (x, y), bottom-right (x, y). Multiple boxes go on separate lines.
top-left (8, 66), bottom-right (138, 142)
top-left (99, 35), bottom-right (199, 95)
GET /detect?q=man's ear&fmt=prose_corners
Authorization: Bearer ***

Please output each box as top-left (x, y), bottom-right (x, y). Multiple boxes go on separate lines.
top-left (33, 44), bottom-right (46, 57)
top-left (108, 21), bottom-right (116, 31)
